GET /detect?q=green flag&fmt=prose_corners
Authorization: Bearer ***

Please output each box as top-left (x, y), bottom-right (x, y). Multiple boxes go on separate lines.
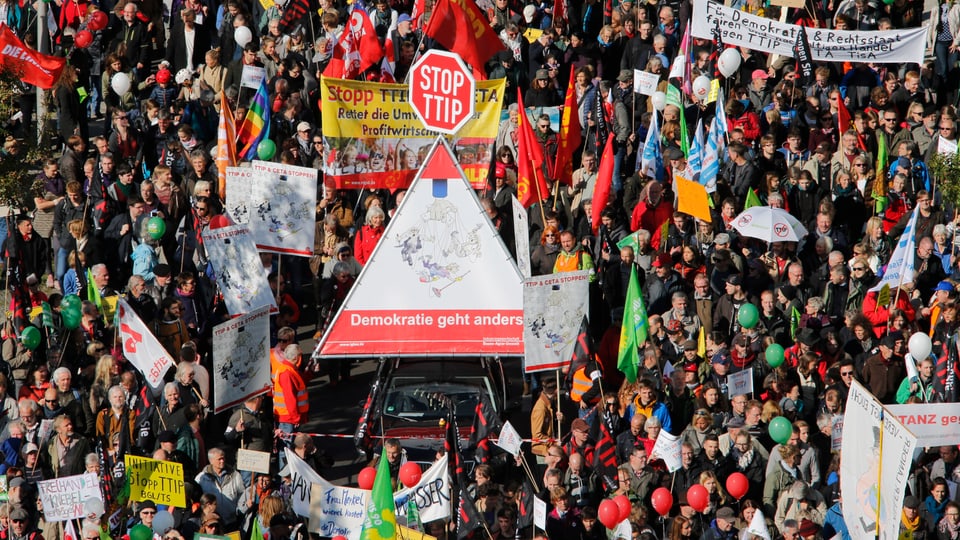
top-left (744, 188), bottom-right (763, 209)
top-left (679, 103), bottom-right (690, 158)
top-left (617, 231), bottom-right (641, 253)
top-left (40, 302), bottom-right (53, 328)
top-left (251, 513), bottom-right (265, 540)
top-left (666, 84), bottom-right (682, 108)
top-left (618, 266), bottom-right (648, 384)
top-left (86, 268), bottom-right (102, 309)
top-left (361, 449), bottom-right (397, 540)
top-left (790, 305), bottom-right (801, 341)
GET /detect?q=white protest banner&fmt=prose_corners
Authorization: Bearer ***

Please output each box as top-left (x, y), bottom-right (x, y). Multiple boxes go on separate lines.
top-left (232, 160), bottom-right (318, 256)
top-left (202, 224), bottom-right (278, 315)
top-left (886, 403), bottom-right (960, 447)
top-left (512, 195), bottom-right (531, 279)
top-left (841, 381), bottom-right (917, 540)
top-left (236, 449), bottom-right (271, 474)
top-left (728, 368), bottom-right (754, 397)
top-left (533, 497), bottom-right (547, 530)
top-left (634, 70), bottom-right (659, 96)
top-left (692, 0), bottom-right (927, 65)
top-left (650, 430), bottom-right (682, 472)
top-left (37, 473), bottom-right (103, 522)
top-left (309, 483), bottom-right (367, 539)
top-left (523, 271), bottom-right (591, 373)
top-left (668, 55), bottom-right (684, 80)
top-left (285, 448), bottom-right (326, 517)
top-left (240, 65), bottom-right (266, 89)
top-left (212, 305), bottom-right (272, 413)
top-left (495, 420), bottom-right (523, 456)
top-left (394, 455), bottom-right (451, 524)
top-left (118, 299), bottom-right (175, 390)
top-left (938, 136), bottom-right (958, 156)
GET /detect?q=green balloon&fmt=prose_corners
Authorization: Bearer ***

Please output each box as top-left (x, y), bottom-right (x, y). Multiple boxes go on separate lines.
top-left (62, 306), bottom-right (81, 330)
top-left (147, 216), bottom-right (166, 239)
top-left (737, 303), bottom-right (759, 329)
top-left (257, 139), bottom-right (277, 161)
top-left (129, 524), bottom-right (153, 540)
top-left (61, 294), bottom-right (82, 312)
top-left (768, 416), bottom-right (793, 445)
top-left (20, 326), bottom-right (41, 350)
top-left (765, 344), bottom-right (785, 368)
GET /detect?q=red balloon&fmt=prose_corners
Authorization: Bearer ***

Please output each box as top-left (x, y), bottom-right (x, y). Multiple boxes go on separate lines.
top-left (358, 466), bottom-right (377, 489)
top-left (399, 462), bottom-right (422, 488)
top-left (88, 10), bottom-right (108, 31)
top-left (686, 485), bottom-right (710, 513)
top-left (725, 472), bottom-right (749, 500)
top-left (208, 214), bottom-right (231, 229)
top-left (613, 494), bottom-right (632, 522)
top-left (74, 30), bottom-right (93, 49)
top-left (651, 487), bottom-right (674, 517)
top-left (332, 537), bottom-right (348, 540)
top-left (598, 499), bottom-right (621, 529)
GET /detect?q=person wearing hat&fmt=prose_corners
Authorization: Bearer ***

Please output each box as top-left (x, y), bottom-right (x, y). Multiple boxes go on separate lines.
top-left (903, 104), bottom-right (939, 156)
top-left (802, 138), bottom-right (841, 191)
top-left (562, 418), bottom-right (595, 464)
top-left (646, 253), bottom-right (683, 315)
top-left (861, 333), bottom-right (906, 404)
top-left (748, 69), bottom-right (772, 111)
top-left (713, 273), bottom-right (755, 336)
top-left (796, 517), bottom-right (821, 540)
top-left (702, 506), bottom-right (739, 540)
top-left (8, 505), bottom-right (38, 538)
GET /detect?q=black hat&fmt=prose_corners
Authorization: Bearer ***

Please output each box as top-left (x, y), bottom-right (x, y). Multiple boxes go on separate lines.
top-left (153, 263), bottom-right (171, 278)
top-left (903, 495), bottom-right (921, 509)
top-left (880, 334), bottom-right (898, 349)
top-left (139, 500), bottom-right (157, 511)
top-left (923, 103), bottom-right (939, 117)
top-left (663, 147), bottom-right (684, 161)
top-left (14, 214), bottom-right (31, 225)
top-left (797, 327), bottom-right (821, 347)
top-left (726, 274), bottom-right (743, 286)
top-left (157, 430), bottom-right (177, 444)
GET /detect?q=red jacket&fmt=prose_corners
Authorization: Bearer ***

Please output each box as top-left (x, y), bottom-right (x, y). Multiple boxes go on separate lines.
top-left (728, 111), bottom-right (761, 142)
top-left (630, 198), bottom-right (673, 235)
top-left (354, 224), bottom-right (384, 265)
top-left (862, 289), bottom-right (916, 337)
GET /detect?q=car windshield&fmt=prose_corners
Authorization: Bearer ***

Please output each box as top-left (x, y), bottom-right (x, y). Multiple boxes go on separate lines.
top-left (383, 379), bottom-right (482, 421)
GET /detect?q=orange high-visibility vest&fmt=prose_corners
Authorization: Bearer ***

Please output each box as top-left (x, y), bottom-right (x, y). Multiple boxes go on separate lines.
top-left (273, 361), bottom-right (308, 423)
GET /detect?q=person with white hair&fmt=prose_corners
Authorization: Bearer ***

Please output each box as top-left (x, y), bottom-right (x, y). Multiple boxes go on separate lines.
top-left (273, 343), bottom-right (308, 435)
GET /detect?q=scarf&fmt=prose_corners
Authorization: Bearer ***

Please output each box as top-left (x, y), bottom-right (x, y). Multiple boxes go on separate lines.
top-left (928, 497), bottom-right (949, 524)
top-left (731, 347), bottom-right (755, 369)
top-left (736, 448), bottom-right (754, 470)
top-left (939, 517), bottom-right (960, 539)
top-left (901, 510), bottom-right (921, 540)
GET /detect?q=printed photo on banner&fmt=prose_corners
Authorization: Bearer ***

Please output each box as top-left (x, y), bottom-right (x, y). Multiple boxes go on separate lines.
top-left (212, 305), bottom-right (272, 413)
top-left (320, 77), bottom-right (505, 190)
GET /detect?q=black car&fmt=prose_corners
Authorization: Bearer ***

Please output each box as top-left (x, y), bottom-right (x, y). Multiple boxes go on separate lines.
top-left (355, 357), bottom-right (509, 469)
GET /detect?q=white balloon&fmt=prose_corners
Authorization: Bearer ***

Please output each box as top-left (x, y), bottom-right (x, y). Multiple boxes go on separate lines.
top-left (651, 91), bottom-right (667, 111)
top-left (692, 75), bottom-right (712, 101)
top-left (717, 48), bottom-right (742, 78)
top-left (908, 332), bottom-right (932, 362)
top-left (83, 498), bottom-right (104, 518)
top-left (110, 72), bottom-right (131, 96)
top-left (234, 26), bottom-right (253, 47)
top-left (152, 510), bottom-right (175, 534)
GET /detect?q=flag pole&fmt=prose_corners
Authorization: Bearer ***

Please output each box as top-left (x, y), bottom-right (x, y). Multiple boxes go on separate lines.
top-left (555, 370), bottom-right (562, 443)
top-left (875, 410), bottom-right (884, 532)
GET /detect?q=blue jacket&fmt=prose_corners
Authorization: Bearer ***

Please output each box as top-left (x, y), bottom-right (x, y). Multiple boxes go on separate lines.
top-left (822, 502), bottom-right (851, 540)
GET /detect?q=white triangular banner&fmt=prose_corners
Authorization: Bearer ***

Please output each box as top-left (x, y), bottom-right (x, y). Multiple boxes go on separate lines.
top-left (314, 137), bottom-right (523, 357)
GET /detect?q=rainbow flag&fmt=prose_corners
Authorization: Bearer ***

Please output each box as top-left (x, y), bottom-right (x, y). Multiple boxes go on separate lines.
top-left (237, 78), bottom-right (271, 161)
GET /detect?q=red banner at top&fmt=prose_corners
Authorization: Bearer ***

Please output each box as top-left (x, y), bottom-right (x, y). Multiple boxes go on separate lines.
top-left (0, 25), bottom-right (65, 89)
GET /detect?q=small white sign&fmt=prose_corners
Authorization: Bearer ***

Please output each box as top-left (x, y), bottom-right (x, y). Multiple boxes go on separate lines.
top-left (495, 420), bottom-right (522, 457)
top-left (533, 497), bottom-right (547, 530)
top-left (237, 448), bottom-right (271, 473)
top-left (634, 70), bottom-right (660, 96)
top-left (241, 65), bottom-right (267, 90)
top-left (728, 368), bottom-right (754, 397)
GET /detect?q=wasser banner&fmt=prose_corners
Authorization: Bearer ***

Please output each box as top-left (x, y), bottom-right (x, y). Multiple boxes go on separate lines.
top-left (320, 77), bottom-right (505, 190)
top-left (692, 0), bottom-right (926, 64)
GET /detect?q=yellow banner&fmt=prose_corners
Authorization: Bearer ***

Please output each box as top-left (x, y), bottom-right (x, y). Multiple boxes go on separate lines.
top-left (320, 77), bottom-right (505, 190)
top-left (125, 455), bottom-right (187, 508)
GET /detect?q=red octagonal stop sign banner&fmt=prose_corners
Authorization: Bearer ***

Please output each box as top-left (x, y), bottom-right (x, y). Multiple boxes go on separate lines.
top-left (408, 50), bottom-right (476, 135)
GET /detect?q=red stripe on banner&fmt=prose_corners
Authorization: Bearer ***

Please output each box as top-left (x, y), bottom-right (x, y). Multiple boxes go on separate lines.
top-left (255, 245), bottom-right (312, 256)
top-left (322, 309), bottom-right (524, 356)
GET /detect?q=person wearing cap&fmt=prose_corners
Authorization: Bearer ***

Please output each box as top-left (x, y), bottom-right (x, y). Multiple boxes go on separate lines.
top-left (645, 253), bottom-right (683, 315)
top-left (713, 273), bottom-right (754, 336)
top-left (702, 506), bottom-right (739, 540)
top-left (860, 333), bottom-right (906, 404)
top-left (775, 480), bottom-right (828, 533)
top-left (562, 418), bottom-right (595, 464)
top-left (796, 517), bottom-right (822, 540)
top-left (748, 69), bottom-right (773, 111)
top-left (8, 505), bottom-right (39, 539)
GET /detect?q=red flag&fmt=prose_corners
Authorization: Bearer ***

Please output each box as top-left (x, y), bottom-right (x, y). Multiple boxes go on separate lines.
top-left (553, 0), bottom-right (566, 26)
top-left (516, 90), bottom-right (549, 208)
top-left (468, 395), bottom-right (501, 464)
top-left (323, 6), bottom-right (382, 79)
top-left (278, 0), bottom-right (309, 33)
top-left (0, 25), bottom-right (65, 89)
top-left (554, 65), bottom-right (582, 187)
top-left (836, 95), bottom-right (866, 151)
top-left (590, 135), bottom-right (615, 234)
top-left (423, 0), bottom-right (505, 79)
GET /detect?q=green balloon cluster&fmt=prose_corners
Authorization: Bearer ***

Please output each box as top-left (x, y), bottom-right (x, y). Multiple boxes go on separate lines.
top-left (768, 416), bottom-right (793, 445)
top-left (765, 344), bottom-right (785, 368)
top-left (20, 326), bottom-right (40, 350)
top-left (146, 217), bottom-right (166, 240)
top-left (257, 139), bottom-right (277, 161)
top-left (60, 294), bottom-right (82, 330)
top-left (737, 303), bottom-right (759, 329)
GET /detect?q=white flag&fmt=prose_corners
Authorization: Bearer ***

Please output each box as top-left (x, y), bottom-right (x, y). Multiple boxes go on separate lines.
top-left (870, 205), bottom-right (919, 293)
top-left (118, 299), bottom-right (176, 390)
top-left (747, 509), bottom-right (771, 540)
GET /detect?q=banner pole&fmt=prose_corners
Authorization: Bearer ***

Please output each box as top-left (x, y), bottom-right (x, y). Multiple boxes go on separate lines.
top-left (876, 410), bottom-right (884, 534)
top-left (555, 370), bottom-right (562, 443)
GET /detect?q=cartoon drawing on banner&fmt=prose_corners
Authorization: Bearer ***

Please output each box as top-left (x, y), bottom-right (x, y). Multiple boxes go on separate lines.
top-left (527, 287), bottom-right (581, 352)
top-left (394, 198), bottom-right (483, 296)
top-left (216, 329), bottom-right (267, 391)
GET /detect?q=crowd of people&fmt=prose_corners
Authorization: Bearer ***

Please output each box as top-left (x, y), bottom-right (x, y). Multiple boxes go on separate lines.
top-left (0, 0), bottom-right (954, 535)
